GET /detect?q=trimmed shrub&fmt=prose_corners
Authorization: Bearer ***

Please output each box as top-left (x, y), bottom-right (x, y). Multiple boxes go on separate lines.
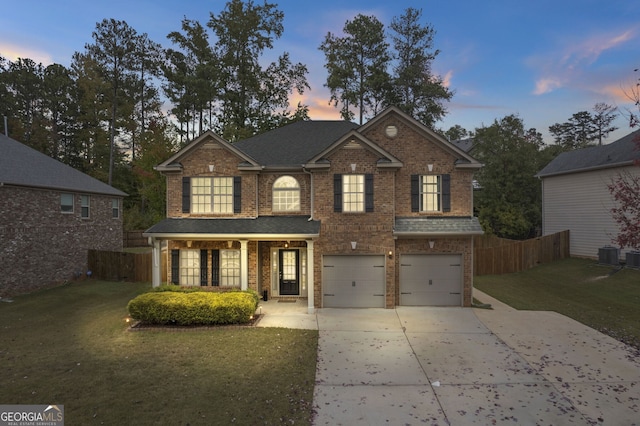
top-left (128, 290), bottom-right (258, 326)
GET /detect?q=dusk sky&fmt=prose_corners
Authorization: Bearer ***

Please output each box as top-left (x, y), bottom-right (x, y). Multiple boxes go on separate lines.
top-left (1, 0), bottom-right (638, 143)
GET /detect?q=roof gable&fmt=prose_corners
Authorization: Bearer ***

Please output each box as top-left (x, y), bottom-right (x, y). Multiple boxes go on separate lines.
top-left (0, 133), bottom-right (126, 196)
top-left (359, 106), bottom-right (482, 169)
top-left (537, 130), bottom-right (640, 178)
top-left (155, 130), bottom-right (260, 173)
top-left (304, 129), bottom-right (403, 169)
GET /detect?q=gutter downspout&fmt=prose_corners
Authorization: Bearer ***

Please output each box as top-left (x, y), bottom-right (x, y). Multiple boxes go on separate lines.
top-left (303, 166), bottom-right (314, 221)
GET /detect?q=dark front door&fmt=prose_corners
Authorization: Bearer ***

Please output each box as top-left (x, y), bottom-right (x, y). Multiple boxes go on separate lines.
top-left (279, 249), bottom-right (299, 295)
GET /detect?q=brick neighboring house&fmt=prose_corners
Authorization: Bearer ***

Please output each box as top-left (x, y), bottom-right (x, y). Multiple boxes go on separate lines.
top-left (144, 107), bottom-right (483, 312)
top-left (0, 133), bottom-right (127, 297)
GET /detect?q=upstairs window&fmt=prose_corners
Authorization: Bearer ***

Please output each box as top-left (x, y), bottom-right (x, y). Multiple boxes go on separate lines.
top-left (192, 177), bottom-right (234, 214)
top-left (334, 174), bottom-right (374, 213)
top-left (112, 199), bottom-right (120, 219)
top-left (273, 176), bottom-right (300, 212)
top-left (411, 174), bottom-right (451, 213)
top-left (182, 176), bottom-right (241, 214)
top-left (80, 195), bottom-right (90, 218)
top-left (61, 193), bottom-right (73, 213)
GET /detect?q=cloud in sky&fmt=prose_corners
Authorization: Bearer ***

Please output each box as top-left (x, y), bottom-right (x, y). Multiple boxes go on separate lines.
top-left (0, 42), bottom-right (53, 65)
top-left (530, 26), bottom-right (638, 96)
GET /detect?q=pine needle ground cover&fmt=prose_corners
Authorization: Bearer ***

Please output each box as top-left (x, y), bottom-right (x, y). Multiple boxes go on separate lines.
top-left (0, 281), bottom-right (318, 425)
top-left (475, 257), bottom-right (640, 350)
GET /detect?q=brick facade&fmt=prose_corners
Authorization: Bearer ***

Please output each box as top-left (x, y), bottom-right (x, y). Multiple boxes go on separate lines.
top-left (150, 107), bottom-right (481, 309)
top-left (0, 185), bottom-right (124, 297)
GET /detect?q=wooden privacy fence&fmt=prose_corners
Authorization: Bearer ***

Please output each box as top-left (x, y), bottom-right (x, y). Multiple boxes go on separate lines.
top-left (88, 250), bottom-right (166, 282)
top-left (474, 230), bottom-right (570, 276)
top-left (124, 230), bottom-right (147, 247)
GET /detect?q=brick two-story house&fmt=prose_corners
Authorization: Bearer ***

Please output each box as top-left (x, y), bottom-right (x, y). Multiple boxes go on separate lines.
top-left (144, 107), bottom-right (482, 312)
top-left (0, 133), bottom-right (126, 297)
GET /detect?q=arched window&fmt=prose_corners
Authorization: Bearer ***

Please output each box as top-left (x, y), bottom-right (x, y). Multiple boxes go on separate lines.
top-left (273, 176), bottom-right (300, 212)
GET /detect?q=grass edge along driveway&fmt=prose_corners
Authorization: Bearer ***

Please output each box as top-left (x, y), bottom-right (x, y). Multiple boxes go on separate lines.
top-left (0, 281), bottom-right (318, 425)
top-left (475, 257), bottom-right (640, 351)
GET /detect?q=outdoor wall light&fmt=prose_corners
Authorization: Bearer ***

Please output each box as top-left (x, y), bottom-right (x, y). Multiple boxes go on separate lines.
top-left (388, 250), bottom-right (393, 258)
top-left (284, 241), bottom-right (289, 248)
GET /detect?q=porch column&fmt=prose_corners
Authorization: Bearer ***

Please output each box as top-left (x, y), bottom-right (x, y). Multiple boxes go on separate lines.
top-left (306, 240), bottom-right (315, 314)
top-left (151, 238), bottom-right (161, 288)
top-left (240, 240), bottom-right (248, 291)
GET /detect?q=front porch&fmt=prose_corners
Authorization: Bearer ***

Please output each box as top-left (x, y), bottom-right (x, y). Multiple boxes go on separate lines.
top-left (144, 216), bottom-right (320, 314)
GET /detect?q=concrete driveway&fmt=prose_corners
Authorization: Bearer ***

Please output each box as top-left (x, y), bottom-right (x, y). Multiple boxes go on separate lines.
top-left (256, 291), bottom-right (640, 425)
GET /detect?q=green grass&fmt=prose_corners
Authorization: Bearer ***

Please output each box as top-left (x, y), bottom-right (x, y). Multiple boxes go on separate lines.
top-left (0, 281), bottom-right (318, 425)
top-left (475, 257), bottom-right (640, 350)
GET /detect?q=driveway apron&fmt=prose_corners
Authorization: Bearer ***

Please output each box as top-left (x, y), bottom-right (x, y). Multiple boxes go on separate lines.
top-left (310, 294), bottom-right (640, 425)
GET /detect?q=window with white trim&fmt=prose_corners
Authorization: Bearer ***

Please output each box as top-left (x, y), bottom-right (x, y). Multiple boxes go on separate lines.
top-left (112, 199), bottom-right (120, 218)
top-left (420, 175), bottom-right (441, 212)
top-left (192, 177), bottom-right (233, 213)
top-left (273, 176), bottom-right (300, 212)
top-left (61, 193), bottom-right (73, 213)
top-left (180, 249), bottom-right (200, 285)
top-left (220, 250), bottom-right (240, 286)
top-left (342, 174), bottom-right (364, 212)
top-left (81, 195), bottom-right (90, 218)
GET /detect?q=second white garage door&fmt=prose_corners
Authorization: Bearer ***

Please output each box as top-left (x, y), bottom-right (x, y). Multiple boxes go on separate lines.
top-left (322, 255), bottom-right (386, 308)
top-left (400, 254), bottom-right (462, 306)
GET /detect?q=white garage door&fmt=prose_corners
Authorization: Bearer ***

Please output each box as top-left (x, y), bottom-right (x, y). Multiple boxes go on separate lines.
top-left (400, 254), bottom-right (462, 306)
top-left (323, 255), bottom-right (386, 308)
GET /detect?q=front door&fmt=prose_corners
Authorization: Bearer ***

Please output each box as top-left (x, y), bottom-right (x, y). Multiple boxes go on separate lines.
top-left (279, 249), bottom-right (299, 295)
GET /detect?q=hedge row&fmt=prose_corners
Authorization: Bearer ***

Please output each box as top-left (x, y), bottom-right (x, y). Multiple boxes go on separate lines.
top-left (127, 289), bottom-right (259, 326)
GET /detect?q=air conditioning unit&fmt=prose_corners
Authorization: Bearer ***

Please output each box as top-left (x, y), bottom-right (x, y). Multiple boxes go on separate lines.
top-left (626, 251), bottom-right (640, 269)
top-left (598, 246), bottom-right (619, 266)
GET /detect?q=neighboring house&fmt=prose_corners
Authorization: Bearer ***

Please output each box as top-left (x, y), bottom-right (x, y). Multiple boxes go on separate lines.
top-left (0, 134), bottom-right (127, 297)
top-left (144, 107), bottom-right (483, 313)
top-left (536, 129), bottom-right (640, 259)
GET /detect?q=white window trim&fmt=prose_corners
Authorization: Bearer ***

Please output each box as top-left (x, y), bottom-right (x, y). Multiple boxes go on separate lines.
top-left (220, 249), bottom-right (241, 287)
top-left (192, 177), bottom-right (234, 214)
top-left (272, 176), bottom-right (301, 212)
top-left (180, 249), bottom-right (200, 286)
top-left (61, 193), bottom-right (74, 214)
top-left (81, 195), bottom-right (90, 219)
top-left (420, 175), bottom-right (442, 212)
top-left (343, 174), bottom-right (365, 213)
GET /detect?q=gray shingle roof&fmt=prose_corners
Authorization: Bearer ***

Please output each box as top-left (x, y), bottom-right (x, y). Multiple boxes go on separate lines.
top-left (394, 217), bottom-right (484, 237)
top-left (233, 120), bottom-right (359, 167)
top-left (536, 130), bottom-right (640, 178)
top-left (0, 133), bottom-right (127, 196)
top-left (144, 216), bottom-right (320, 238)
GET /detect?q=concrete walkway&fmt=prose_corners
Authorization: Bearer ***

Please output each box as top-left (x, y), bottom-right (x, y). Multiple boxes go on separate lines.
top-left (255, 293), bottom-right (640, 425)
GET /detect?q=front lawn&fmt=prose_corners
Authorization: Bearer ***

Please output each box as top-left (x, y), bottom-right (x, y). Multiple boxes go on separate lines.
top-left (0, 281), bottom-right (318, 425)
top-left (475, 257), bottom-right (640, 350)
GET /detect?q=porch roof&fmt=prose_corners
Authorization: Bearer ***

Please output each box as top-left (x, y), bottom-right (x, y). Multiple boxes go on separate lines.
top-left (143, 216), bottom-right (321, 240)
top-left (394, 217), bottom-right (484, 237)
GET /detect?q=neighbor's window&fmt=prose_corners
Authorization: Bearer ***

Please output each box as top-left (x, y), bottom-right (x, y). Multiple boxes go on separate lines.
top-left (180, 249), bottom-right (200, 286)
top-left (220, 250), bottom-right (240, 286)
top-left (343, 174), bottom-right (364, 212)
top-left (192, 177), bottom-right (233, 213)
top-left (61, 193), bottom-right (74, 213)
top-left (420, 175), bottom-right (441, 212)
top-left (273, 176), bottom-right (300, 212)
top-left (80, 195), bottom-right (90, 218)
top-left (112, 199), bottom-right (120, 218)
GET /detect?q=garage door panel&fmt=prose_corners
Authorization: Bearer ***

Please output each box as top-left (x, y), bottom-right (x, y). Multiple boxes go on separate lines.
top-left (323, 255), bottom-right (385, 308)
top-left (400, 254), bottom-right (462, 306)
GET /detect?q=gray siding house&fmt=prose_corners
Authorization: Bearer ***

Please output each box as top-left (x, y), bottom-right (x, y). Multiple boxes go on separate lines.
top-left (0, 134), bottom-right (127, 297)
top-left (536, 130), bottom-right (640, 259)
